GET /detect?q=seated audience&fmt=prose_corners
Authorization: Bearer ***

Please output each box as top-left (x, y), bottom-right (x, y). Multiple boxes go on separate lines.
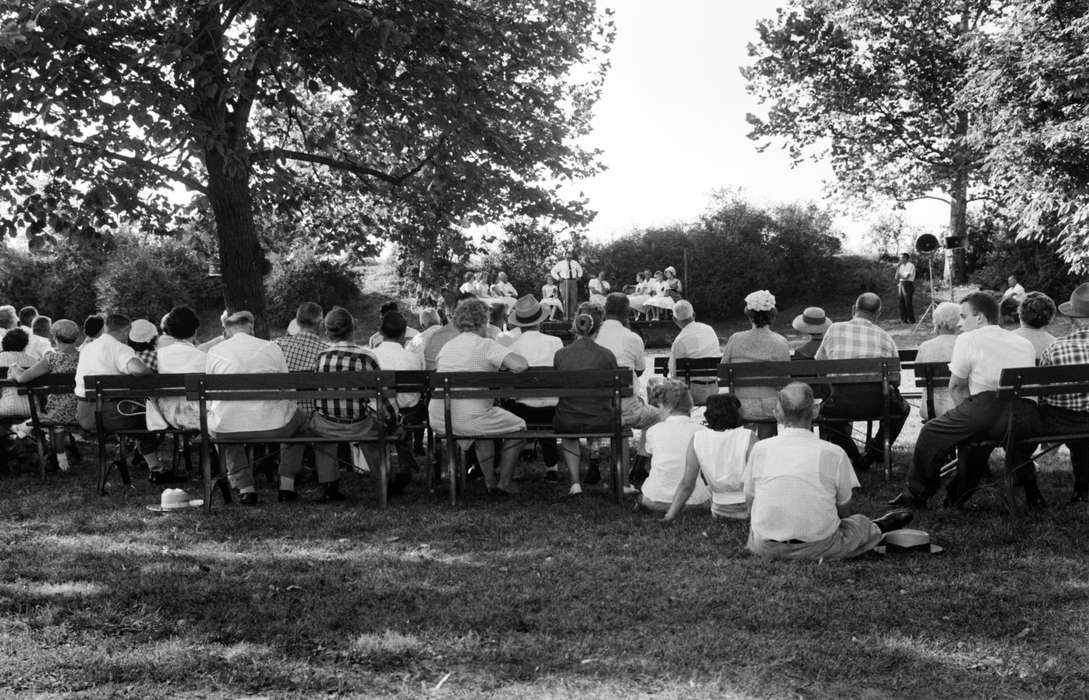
top-left (80, 314), bottom-right (104, 350)
top-left (1012, 292), bottom-right (1057, 361)
top-left (419, 293), bottom-right (465, 370)
top-left (197, 310), bottom-right (231, 352)
top-left (0, 329), bottom-right (34, 418)
top-left (553, 303), bottom-right (619, 494)
top-left (638, 380), bottom-right (709, 511)
top-left (205, 311), bottom-right (309, 505)
top-left (746, 382), bottom-right (913, 560)
top-left (814, 292), bottom-right (909, 472)
top-left (790, 307), bottom-right (832, 360)
top-left (275, 302), bottom-right (328, 416)
top-left (721, 289), bottom-right (791, 439)
top-left (506, 296), bottom-right (564, 482)
top-left (368, 301), bottom-right (419, 347)
top-left (915, 301), bottom-right (961, 421)
top-left (597, 293), bottom-right (661, 432)
top-left (310, 307), bottom-right (407, 501)
top-left (370, 310), bottom-right (425, 489)
top-left (663, 394), bottom-right (755, 521)
top-left (150, 306), bottom-right (206, 431)
top-left (668, 300), bottom-right (721, 406)
top-left (11, 319), bottom-right (81, 469)
top-left (74, 314), bottom-right (163, 479)
top-left (1035, 284), bottom-right (1089, 503)
top-left (428, 298), bottom-right (530, 496)
top-left (892, 292), bottom-right (1041, 509)
top-left (27, 315), bottom-right (54, 360)
top-left (128, 319), bottom-right (159, 373)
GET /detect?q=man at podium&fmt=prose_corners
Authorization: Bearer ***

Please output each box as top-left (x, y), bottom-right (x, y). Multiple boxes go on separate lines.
top-left (549, 253), bottom-right (583, 320)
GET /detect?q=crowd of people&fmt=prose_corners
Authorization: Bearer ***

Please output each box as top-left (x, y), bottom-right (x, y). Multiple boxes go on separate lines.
top-left (1, 275), bottom-right (1087, 562)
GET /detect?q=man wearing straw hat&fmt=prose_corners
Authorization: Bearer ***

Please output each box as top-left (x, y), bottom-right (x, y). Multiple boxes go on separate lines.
top-left (1036, 284), bottom-right (1089, 503)
top-left (506, 295), bottom-right (564, 480)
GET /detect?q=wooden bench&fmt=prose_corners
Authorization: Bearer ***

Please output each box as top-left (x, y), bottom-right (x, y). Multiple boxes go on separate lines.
top-left (718, 357), bottom-right (902, 478)
top-left (429, 368), bottom-right (634, 505)
top-left (84, 374), bottom-right (200, 496)
top-left (22, 373), bottom-right (79, 478)
top-left (390, 369), bottom-right (435, 486)
top-left (185, 371), bottom-right (398, 511)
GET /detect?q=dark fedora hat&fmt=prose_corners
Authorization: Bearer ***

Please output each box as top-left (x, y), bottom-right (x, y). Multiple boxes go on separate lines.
top-left (507, 294), bottom-right (549, 327)
top-left (1058, 283), bottom-right (1089, 318)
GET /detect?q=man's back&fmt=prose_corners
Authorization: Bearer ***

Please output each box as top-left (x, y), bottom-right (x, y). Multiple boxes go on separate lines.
top-left (274, 331), bottom-right (328, 372)
top-left (950, 325), bottom-right (1035, 395)
top-left (206, 333), bottom-right (295, 433)
top-left (671, 321), bottom-right (720, 361)
top-left (745, 428), bottom-right (858, 543)
top-left (596, 319), bottom-right (645, 371)
top-left (1040, 328), bottom-right (1089, 411)
top-left (423, 323), bottom-right (460, 371)
top-left (815, 317), bottom-right (897, 360)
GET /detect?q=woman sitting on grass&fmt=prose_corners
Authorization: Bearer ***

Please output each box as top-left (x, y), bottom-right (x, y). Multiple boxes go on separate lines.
top-left (637, 379), bottom-right (709, 512)
top-left (663, 394), bottom-right (755, 521)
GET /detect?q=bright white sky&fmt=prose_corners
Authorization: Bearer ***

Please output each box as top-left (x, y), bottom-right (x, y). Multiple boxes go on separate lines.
top-left (575, 0), bottom-right (949, 250)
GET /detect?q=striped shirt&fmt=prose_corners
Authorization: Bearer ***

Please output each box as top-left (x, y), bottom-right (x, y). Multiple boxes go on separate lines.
top-left (1040, 329), bottom-right (1089, 412)
top-left (313, 342), bottom-right (384, 422)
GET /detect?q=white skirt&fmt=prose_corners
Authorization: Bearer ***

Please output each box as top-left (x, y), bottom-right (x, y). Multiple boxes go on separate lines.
top-left (645, 296), bottom-right (676, 311)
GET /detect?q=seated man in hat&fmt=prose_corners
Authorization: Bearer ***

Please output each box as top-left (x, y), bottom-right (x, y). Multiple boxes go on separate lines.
top-left (205, 311), bottom-right (310, 505)
top-left (814, 292), bottom-right (910, 472)
top-left (745, 382), bottom-right (912, 560)
top-left (668, 300), bottom-right (721, 406)
top-left (1036, 284), bottom-right (1089, 503)
top-left (506, 295), bottom-right (564, 480)
top-left (891, 292), bottom-right (1041, 509)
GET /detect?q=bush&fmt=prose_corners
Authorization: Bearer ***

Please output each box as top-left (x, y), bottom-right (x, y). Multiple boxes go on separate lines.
top-left (35, 240), bottom-right (112, 322)
top-left (94, 244), bottom-right (193, 321)
top-left (0, 246), bottom-right (50, 310)
top-left (265, 253), bottom-right (362, 328)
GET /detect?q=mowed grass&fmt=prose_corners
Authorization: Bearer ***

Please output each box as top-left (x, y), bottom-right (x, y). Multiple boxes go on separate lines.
top-left (2, 430), bottom-right (1089, 699)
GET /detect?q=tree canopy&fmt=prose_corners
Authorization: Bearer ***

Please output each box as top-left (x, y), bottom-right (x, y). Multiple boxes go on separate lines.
top-left (0, 0), bottom-right (612, 329)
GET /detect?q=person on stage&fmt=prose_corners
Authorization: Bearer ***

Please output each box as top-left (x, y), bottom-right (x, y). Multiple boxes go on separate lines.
top-left (540, 275), bottom-right (564, 321)
top-left (896, 253), bottom-right (917, 324)
top-left (588, 270), bottom-right (611, 306)
top-left (549, 252), bottom-right (583, 319)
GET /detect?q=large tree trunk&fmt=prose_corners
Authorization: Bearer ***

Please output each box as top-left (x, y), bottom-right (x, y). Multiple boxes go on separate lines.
top-left (205, 155), bottom-right (268, 337)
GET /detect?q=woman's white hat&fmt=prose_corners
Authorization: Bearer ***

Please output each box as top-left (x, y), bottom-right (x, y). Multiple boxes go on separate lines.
top-left (147, 488), bottom-right (203, 512)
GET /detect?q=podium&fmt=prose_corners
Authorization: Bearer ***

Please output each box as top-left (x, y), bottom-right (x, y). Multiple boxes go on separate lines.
top-left (558, 279), bottom-right (578, 319)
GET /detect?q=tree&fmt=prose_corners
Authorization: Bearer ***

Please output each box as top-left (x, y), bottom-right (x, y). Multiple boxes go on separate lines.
top-left (0, 1), bottom-right (612, 332)
top-left (743, 0), bottom-right (1002, 281)
top-left (966, 0), bottom-right (1089, 273)
top-left (484, 219), bottom-right (560, 296)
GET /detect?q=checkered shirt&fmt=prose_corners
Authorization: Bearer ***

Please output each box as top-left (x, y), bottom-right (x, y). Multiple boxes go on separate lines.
top-left (275, 331), bottom-right (329, 413)
top-left (136, 348), bottom-right (158, 373)
top-left (314, 343), bottom-right (394, 423)
top-left (1040, 328), bottom-right (1089, 412)
top-left (814, 318), bottom-right (898, 360)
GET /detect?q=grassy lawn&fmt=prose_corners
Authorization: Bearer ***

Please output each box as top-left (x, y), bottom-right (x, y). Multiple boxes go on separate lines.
top-left (2, 427), bottom-right (1089, 698)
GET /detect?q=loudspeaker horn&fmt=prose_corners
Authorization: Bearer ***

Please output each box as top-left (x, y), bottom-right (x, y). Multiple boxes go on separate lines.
top-left (915, 233), bottom-right (940, 254)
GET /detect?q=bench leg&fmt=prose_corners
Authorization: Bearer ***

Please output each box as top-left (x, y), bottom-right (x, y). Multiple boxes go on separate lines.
top-left (377, 441), bottom-right (389, 509)
top-left (447, 438), bottom-right (459, 506)
top-left (97, 437), bottom-right (110, 495)
top-left (611, 435), bottom-right (623, 504)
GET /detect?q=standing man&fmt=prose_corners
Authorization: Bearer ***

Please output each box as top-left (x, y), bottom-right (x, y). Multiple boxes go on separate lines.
top-left (549, 251), bottom-right (583, 320)
top-left (896, 253), bottom-right (917, 324)
top-left (668, 300), bottom-right (721, 406)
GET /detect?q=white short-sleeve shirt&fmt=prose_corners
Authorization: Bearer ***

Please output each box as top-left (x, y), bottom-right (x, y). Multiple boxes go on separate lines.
top-left (74, 334), bottom-right (138, 398)
top-left (372, 340), bottom-right (425, 408)
top-left (642, 415), bottom-right (710, 505)
top-left (948, 325), bottom-right (1036, 395)
top-left (205, 332), bottom-right (297, 433)
top-left (668, 321), bottom-right (721, 375)
top-left (508, 330), bottom-right (563, 407)
top-left (744, 428), bottom-right (858, 543)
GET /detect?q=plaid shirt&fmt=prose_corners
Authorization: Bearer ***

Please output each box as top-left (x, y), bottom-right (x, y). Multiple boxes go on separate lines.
top-left (814, 318), bottom-right (898, 360)
top-left (136, 349), bottom-right (158, 373)
top-left (1040, 328), bottom-right (1089, 412)
top-left (275, 331), bottom-right (329, 413)
top-left (314, 343), bottom-right (394, 423)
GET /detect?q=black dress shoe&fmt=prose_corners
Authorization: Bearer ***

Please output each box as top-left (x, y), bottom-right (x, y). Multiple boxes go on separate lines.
top-left (239, 491), bottom-right (259, 506)
top-left (888, 491), bottom-right (926, 509)
top-left (873, 509), bottom-right (914, 534)
top-left (277, 489), bottom-right (300, 503)
top-left (584, 461), bottom-right (601, 485)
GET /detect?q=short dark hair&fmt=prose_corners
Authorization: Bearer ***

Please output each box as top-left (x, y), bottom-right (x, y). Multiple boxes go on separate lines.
top-left (17, 306), bottom-right (37, 327)
top-left (603, 292), bottom-right (629, 318)
top-left (380, 311), bottom-right (407, 339)
top-left (83, 315), bottom-right (105, 337)
top-left (379, 301), bottom-right (399, 315)
top-left (105, 313), bottom-right (132, 334)
top-left (704, 394), bottom-right (743, 431)
top-left (164, 306), bottom-right (200, 339)
top-left (2, 327), bottom-right (29, 352)
top-left (294, 302), bottom-right (324, 329)
top-left (961, 292), bottom-right (1000, 325)
top-left (324, 306), bottom-right (354, 341)
top-left (1018, 292), bottom-right (1056, 329)
top-left (31, 316), bottom-right (51, 335)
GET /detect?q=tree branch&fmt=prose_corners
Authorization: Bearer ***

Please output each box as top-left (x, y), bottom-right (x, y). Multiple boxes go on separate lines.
top-left (8, 126), bottom-right (208, 194)
top-left (252, 147), bottom-right (403, 184)
top-left (901, 194), bottom-right (952, 205)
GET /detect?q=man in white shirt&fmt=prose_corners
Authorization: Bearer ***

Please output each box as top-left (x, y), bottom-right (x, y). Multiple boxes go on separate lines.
top-left (1001, 275), bottom-right (1026, 303)
top-left (596, 294), bottom-right (661, 431)
top-left (372, 310), bottom-right (426, 480)
top-left (18, 306), bottom-right (52, 360)
top-left (548, 253), bottom-right (583, 319)
top-left (205, 311), bottom-right (309, 505)
top-left (368, 301), bottom-right (419, 348)
top-left (892, 292), bottom-right (1042, 509)
top-left (668, 300), bottom-right (721, 405)
top-left (506, 295), bottom-right (564, 479)
top-left (745, 382), bottom-right (913, 560)
top-left (74, 313), bottom-right (164, 478)
top-left (896, 253), bottom-right (917, 324)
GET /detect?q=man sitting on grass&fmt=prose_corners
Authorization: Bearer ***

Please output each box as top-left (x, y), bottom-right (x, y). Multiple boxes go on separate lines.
top-left (745, 382), bottom-right (912, 561)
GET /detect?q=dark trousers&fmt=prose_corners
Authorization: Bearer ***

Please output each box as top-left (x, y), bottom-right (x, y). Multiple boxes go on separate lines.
top-left (898, 281), bottom-right (916, 323)
top-left (908, 392), bottom-right (1041, 500)
top-left (1038, 404), bottom-right (1089, 489)
top-left (819, 385), bottom-right (909, 467)
top-left (506, 402), bottom-right (559, 467)
top-left (76, 399), bottom-right (160, 456)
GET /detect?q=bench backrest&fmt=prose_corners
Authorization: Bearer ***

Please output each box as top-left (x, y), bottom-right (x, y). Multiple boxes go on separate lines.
top-left (898, 348), bottom-right (918, 364)
top-left (184, 371), bottom-right (398, 402)
top-left (391, 370), bottom-right (432, 395)
top-left (719, 358), bottom-right (900, 389)
top-left (997, 364), bottom-right (1089, 400)
top-left (430, 368), bottom-right (634, 401)
top-left (84, 373), bottom-right (196, 403)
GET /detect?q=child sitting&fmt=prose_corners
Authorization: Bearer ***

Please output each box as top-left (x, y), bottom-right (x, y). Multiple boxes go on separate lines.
top-left (638, 379), bottom-right (709, 511)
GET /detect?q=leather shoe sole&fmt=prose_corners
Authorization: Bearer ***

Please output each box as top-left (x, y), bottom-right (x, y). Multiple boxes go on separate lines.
top-left (873, 509), bottom-right (914, 534)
